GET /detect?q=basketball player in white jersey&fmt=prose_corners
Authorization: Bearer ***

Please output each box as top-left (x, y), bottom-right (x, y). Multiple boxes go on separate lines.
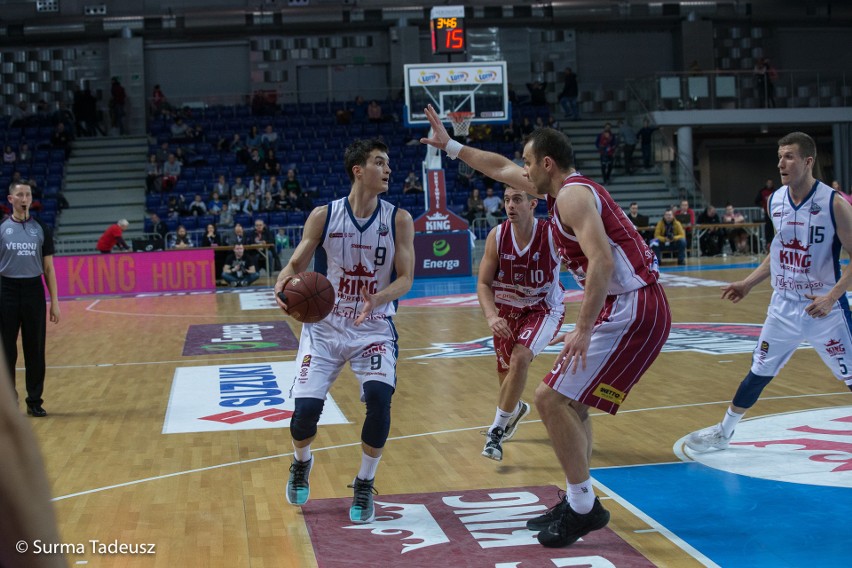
top-left (421, 105), bottom-right (671, 548)
top-left (274, 139), bottom-right (415, 524)
top-left (478, 186), bottom-right (564, 462)
top-left (687, 131), bottom-right (852, 452)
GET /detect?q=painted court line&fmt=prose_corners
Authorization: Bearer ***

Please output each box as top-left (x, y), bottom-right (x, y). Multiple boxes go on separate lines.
top-left (592, 477), bottom-right (720, 568)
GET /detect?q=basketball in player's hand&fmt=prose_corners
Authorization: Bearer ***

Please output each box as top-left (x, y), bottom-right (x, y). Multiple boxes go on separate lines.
top-left (277, 271), bottom-right (335, 323)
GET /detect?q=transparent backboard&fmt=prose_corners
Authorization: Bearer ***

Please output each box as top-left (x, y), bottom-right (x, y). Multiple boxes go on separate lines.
top-left (404, 61), bottom-right (510, 127)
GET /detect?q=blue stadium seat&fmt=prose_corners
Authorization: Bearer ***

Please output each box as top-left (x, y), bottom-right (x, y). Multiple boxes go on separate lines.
top-left (179, 216), bottom-right (198, 230)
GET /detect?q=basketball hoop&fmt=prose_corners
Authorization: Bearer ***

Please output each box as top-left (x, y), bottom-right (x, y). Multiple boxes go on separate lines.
top-left (447, 111), bottom-right (473, 137)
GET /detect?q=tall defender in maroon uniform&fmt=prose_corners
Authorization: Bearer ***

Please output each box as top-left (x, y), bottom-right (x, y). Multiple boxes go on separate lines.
top-left (477, 186), bottom-right (564, 462)
top-left (421, 105), bottom-right (671, 548)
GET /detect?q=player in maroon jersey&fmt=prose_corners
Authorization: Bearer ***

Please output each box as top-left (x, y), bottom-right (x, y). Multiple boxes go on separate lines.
top-left (422, 105), bottom-right (671, 548)
top-left (477, 186), bottom-right (565, 462)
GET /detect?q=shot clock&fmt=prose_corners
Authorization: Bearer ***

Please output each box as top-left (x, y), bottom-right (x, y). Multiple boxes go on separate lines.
top-left (430, 5), bottom-right (466, 55)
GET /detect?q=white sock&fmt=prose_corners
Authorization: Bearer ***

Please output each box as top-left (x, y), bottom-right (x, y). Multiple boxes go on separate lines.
top-left (720, 408), bottom-right (743, 438)
top-left (357, 452), bottom-right (381, 481)
top-left (293, 443), bottom-right (312, 463)
top-left (567, 478), bottom-right (595, 514)
top-left (490, 406), bottom-right (514, 432)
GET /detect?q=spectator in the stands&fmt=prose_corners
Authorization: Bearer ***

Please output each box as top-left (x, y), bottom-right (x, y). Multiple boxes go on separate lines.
top-left (274, 186), bottom-right (289, 210)
top-left (625, 201), bottom-right (652, 242)
top-left (264, 149), bottom-right (281, 176)
top-left (230, 222), bottom-right (248, 246)
top-left (267, 174), bottom-right (282, 196)
top-left (483, 186), bottom-right (504, 229)
top-left (261, 124), bottom-right (279, 152)
top-left (155, 142), bottom-right (171, 165)
top-left (595, 122), bottom-right (617, 184)
top-left (250, 218), bottom-right (276, 272)
top-left (151, 84), bottom-right (169, 116)
top-left (558, 67), bottom-right (580, 120)
top-left (722, 203), bottom-right (749, 254)
top-left (651, 209), bottom-right (687, 265)
top-left (231, 177), bottom-right (247, 200)
top-left (520, 117), bottom-right (534, 138)
top-left (17, 143), bottom-right (31, 165)
top-left (50, 123), bottom-right (72, 159)
top-left (261, 190), bottom-right (277, 213)
top-left (294, 189), bottom-right (313, 213)
top-left (697, 205), bottom-right (725, 256)
top-left (677, 199), bottom-right (696, 226)
top-left (207, 192), bottom-right (224, 215)
top-left (161, 153), bottom-right (181, 192)
top-left (3, 145), bottom-right (16, 164)
top-left (145, 154), bottom-right (161, 194)
top-left (218, 199), bottom-right (236, 229)
top-left (249, 173), bottom-right (266, 197)
top-left (188, 194), bottom-right (207, 216)
top-left (403, 171), bottom-right (423, 194)
top-left (200, 223), bottom-right (223, 247)
top-left (283, 168), bottom-right (301, 195)
top-left (368, 100), bottom-right (383, 123)
top-left (246, 125), bottom-right (262, 151)
top-left (149, 213), bottom-right (168, 243)
top-left (464, 187), bottom-right (486, 225)
top-left (351, 95), bottom-right (368, 123)
top-left (618, 118), bottom-right (637, 175)
top-left (242, 193), bottom-right (262, 215)
top-left (166, 195), bottom-right (181, 219)
top-left (526, 80), bottom-right (548, 106)
top-left (212, 174), bottom-right (230, 198)
top-left (170, 117), bottom-right (200, 141)
top-left (246, 148), bottom-right (264, 176)
top-left (170, 224), bottom-right (193, 249)
top-left (110, 78), bottom-right (127, 134)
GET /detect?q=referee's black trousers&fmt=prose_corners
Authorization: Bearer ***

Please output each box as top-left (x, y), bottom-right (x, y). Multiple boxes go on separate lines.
top-left (0, 276), bottom-right (47, 406)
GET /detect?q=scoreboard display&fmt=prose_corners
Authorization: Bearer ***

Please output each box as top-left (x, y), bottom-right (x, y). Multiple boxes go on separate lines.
top-left (430, 6), bottom-right (466, 55)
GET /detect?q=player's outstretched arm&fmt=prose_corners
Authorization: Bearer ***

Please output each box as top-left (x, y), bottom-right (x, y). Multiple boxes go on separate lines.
top-left (476, 227), bottom-right (511, 339)
top-left (419, 105), bottom-right (537, 196)
top-left (275, 205), bottom-right (327, 310)
top-left (721, 254), bottom-right (771, 303)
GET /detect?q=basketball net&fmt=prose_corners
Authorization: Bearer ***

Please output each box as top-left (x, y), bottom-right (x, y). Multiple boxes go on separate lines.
top-left (447, 111), bottom-right (473, 137)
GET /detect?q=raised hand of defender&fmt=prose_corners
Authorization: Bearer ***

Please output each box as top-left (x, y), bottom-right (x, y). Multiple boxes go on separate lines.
top-left (419, 104), bottom-right (452, 150)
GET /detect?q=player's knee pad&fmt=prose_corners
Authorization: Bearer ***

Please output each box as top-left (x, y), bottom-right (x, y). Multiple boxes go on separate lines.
top-left (291, 397), bottom-right (325, 441)
top-left (361, 381), bottom-right (394, 449)
top-left (732, 371), bottom-right (774, 409)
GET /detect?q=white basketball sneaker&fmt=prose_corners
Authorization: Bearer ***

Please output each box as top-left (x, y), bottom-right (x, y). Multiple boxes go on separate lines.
top-left (685, 423), bottom-right (733, 452)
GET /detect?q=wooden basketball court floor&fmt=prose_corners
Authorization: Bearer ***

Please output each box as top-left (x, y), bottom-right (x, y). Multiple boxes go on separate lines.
top-left (17, 256), bottom-right (852, 567)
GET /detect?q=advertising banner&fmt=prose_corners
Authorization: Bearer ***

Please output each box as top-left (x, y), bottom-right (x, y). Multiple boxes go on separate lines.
top-left (413, 231), bottom-right (472, 278)
top-left (50, 249), bottom-right (217, 298)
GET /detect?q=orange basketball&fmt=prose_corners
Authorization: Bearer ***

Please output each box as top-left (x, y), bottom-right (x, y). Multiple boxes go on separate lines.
top-left (278, 271), bottom-right (335, 323)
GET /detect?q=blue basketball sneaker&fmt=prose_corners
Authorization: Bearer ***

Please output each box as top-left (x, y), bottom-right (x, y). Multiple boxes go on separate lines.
top-left (348, 477), bottom-right (377, 524)
top-left (286, 457), bottom-right (313, 506)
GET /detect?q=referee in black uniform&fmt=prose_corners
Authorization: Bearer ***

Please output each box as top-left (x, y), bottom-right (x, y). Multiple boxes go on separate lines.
top-left (0, 183), bottom-right (60, 417)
